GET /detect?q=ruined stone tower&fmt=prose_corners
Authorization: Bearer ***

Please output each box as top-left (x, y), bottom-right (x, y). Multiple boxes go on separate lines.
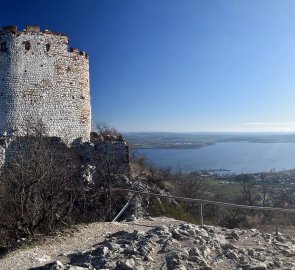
top-left (0, 25), bottom-right (91, 143)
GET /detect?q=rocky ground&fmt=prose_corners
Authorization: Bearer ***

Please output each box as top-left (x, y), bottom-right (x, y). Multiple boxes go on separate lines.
top-left (1, 217), bottom-right (295, 270)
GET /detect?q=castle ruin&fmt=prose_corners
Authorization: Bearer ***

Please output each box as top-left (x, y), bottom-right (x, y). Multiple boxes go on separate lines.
top-left (0, 25), bottom-right (129, 173)
top-left (0, 25), bottom-right (91, 143)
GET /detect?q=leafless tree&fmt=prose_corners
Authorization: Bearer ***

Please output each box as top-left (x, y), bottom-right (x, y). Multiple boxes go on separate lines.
top-left (95, 122), bottom-right (121, 137)
top-left (90, 139), bottom-right (130, 220)
top-left (0, 122), bottom-right (82, 244)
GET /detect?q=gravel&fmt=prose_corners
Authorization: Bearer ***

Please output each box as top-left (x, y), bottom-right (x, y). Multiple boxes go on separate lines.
top-left (1, 217), bottom-right (295, 270)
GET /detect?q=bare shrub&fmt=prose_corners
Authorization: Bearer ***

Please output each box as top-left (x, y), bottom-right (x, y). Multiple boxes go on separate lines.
top-left (0, 121), bottom-right (134, 246)
top-left (95, 122), bottom-right (121, 137)
top-left (0, 134), bottom-right (82, 244)
top-left (90, 140), bottom-right (130, 221)
top-left (218, 208), bottom-right (248, 229)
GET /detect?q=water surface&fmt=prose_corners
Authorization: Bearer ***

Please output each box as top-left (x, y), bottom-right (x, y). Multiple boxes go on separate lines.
top-left (135, 142), bottom-right (295, 173)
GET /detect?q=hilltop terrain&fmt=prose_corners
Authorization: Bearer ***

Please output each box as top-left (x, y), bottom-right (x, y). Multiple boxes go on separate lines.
top-left (1, 217), bottom-right (295, 270)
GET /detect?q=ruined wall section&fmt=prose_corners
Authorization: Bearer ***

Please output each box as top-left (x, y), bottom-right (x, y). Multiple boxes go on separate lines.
top-left (0, 26), bottom-right (91, 143)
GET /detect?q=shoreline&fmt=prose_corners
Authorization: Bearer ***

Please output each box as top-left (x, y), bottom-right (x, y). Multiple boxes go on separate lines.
top-left (131, 140), bottom-right (295, 150)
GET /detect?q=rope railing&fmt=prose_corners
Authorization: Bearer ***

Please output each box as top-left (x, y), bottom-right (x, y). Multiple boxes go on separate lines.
top-left (112, 188), bottom-right (295, 214)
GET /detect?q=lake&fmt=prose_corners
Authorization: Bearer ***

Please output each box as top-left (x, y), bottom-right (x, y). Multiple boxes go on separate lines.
top-left (134, 142), bottom-right (295, 173)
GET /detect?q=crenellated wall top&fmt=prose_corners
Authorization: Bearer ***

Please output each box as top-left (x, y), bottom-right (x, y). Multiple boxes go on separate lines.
top-left (0, 25), bottom-right (88, 59)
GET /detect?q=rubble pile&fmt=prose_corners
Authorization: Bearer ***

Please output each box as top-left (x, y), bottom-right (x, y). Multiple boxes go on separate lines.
top-left (32, 222), bottom-right (295, 270)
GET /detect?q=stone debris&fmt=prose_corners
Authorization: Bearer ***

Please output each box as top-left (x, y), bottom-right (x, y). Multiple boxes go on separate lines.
top-left (30, 223), bottom-right (295, 270)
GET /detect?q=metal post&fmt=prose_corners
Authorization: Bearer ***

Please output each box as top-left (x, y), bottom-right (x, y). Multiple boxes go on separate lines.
top-left (275, 224), bottom-right (279, 236)
top-left (200, 203), bottom-right (204, 227)
top-left (134, 194), bottom-right (138, 219)
top-left (112, 194), bottom-right (135, 222)
top-left (275, 212), bottom-right (279, 236)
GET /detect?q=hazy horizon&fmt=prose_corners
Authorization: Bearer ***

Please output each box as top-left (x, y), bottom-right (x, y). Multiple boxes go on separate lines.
top-left (123, 131), bottom-right (295, 134)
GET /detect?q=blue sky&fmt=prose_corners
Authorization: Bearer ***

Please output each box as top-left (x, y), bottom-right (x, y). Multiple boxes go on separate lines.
top-left (2, 0), bottom-right (295, 132)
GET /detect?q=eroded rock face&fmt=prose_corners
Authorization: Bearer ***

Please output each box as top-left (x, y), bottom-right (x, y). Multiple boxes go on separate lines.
top-left (30, 223), bottom-right (295, 270)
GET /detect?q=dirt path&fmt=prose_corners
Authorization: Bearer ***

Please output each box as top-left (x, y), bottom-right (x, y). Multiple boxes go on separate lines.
top-left (0, 217), bottom-right (182, 270)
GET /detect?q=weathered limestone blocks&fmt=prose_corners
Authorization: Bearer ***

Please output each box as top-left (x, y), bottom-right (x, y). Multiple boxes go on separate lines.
top-left (29, 222), bottom-right (295, 270)
top-left (0, 25), bottom-right (91, 143)
top-left (0, 26), bottom-right (130, 174)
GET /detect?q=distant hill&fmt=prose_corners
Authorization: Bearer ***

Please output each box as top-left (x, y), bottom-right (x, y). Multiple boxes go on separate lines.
top-left (124, 132), bottom-right (295, 149)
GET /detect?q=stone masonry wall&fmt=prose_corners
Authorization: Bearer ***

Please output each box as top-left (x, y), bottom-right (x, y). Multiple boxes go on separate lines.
top-left (0, 25), bottom-right (91, 143)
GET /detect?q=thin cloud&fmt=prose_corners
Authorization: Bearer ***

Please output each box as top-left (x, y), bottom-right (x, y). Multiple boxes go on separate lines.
top-left (244, 122), bottom-right (295, 125)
